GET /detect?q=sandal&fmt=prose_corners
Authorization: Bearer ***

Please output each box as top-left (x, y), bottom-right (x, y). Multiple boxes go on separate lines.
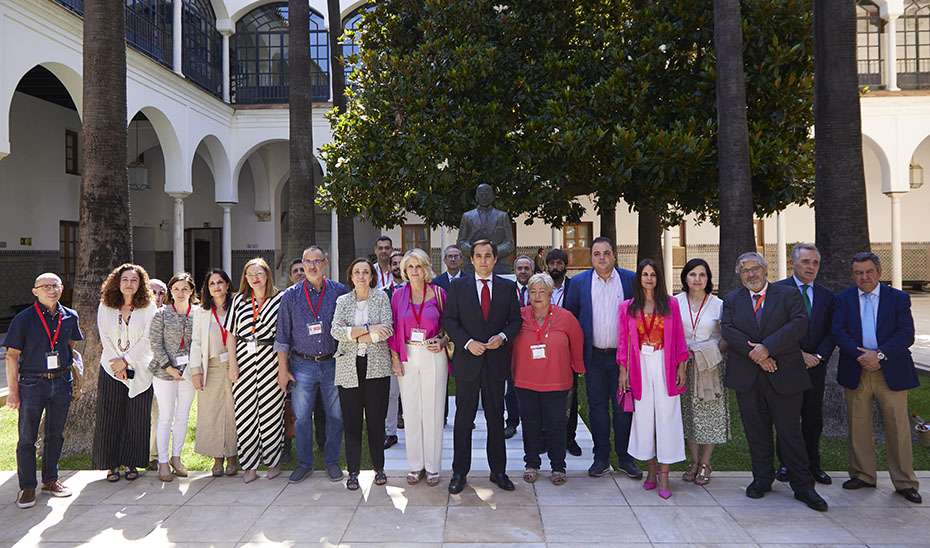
top-left (346, 473), bottom-right (360, 491)
top-left (523, 467), bottom-right (538, 483)
top-left (212, 459), bottom-right (224, 477)
top-left (225, 458), bottom-right (238, 477)
top-left (407, 470), bottom-right (425, 485)
top-left (125, 467), bottom-right (139, 481)
top-left (643, 460), bottom-right (658, 491)
top-left (106, 468), bottom-right (121, 482)
top-left (657, 470), bottom-right (672, 499)
top-left (425, 472), bottom-right (440, 487)
top-left (682, 461), bottom-right (699, 482)
top-left (694, 463), bottom-right (712, 486)
top-left (375, 470), bottom-right (388, 486)
top-left (551, 471), bottom-right (567, 485)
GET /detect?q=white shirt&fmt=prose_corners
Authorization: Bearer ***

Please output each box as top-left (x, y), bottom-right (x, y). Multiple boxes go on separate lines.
top-left (446, 270), bottom-right (463, 282)
top-left (792, 275), bottom-right (814, 309)
top-left (750, 282), bottom-right (769, 312)
top-left (551, 282), bottom-right (566, 308)
top-left (515, 283), bottom-right (529, 307)
top-left (591, 268), bottom-right (624, 349)
top-left (857, 285), bottom-right (880, 325)
top-left (374, 263), bottom-right (392, 290)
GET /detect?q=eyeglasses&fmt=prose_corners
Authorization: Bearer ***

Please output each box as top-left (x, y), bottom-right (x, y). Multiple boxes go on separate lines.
top-left (245, 273), bottom-right (267, 280)
top-left (303, 259), bottom-right (326, 267)
top-left (445, 254), bottom-right (462, 260)
top-left (739, 265), bottom-right (765, 276)
top-left (35, 283), bottom-right (63, 291)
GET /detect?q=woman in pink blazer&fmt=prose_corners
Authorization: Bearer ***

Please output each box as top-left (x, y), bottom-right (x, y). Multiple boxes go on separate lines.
top-left (617, 259), bottom-right (689, 499)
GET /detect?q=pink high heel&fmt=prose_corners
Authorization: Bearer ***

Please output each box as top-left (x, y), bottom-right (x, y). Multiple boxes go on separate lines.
top-left (657, 470), bottom-right (672, 499)
top-left (643, 460), bottom-right (658, 491)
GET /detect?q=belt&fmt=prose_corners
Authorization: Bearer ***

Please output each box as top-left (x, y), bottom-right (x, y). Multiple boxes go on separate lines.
top-left (405, 340), bottom-right (430, 346)
top-left (23, 369), bottom-right (69, 380)
top-left (255, 339), bottom-right (275, 347)
top-left (592, 346), bottom-right (617, 355)
top-left (292, 351), bottom-right (334, 362)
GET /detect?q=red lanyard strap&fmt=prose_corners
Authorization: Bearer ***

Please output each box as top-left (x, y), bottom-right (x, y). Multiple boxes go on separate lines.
top-left (213, 307), bottom-right (228, 346)
top-left (688, 293), bottom-right (709, 333)
top-left (410, 283), bottom-right (428, 328)
top-left (534, 307), bottom-right (552, 345)
top-left (641, 310), bottom-right (658, 342)
top-left (517, 286), bottom-right (526, 306)
top-left (303, 279), bottom-right (326, 321)
top-left (35, 302), bottom-right (62, 351)
top-left (251, 293), bottom-right (266, 335)
top-left (173, 303), bottom-right (191, 350)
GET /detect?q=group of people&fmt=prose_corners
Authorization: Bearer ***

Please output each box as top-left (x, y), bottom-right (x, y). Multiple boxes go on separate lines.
top-left (7, 233), bottom-right (921, 512)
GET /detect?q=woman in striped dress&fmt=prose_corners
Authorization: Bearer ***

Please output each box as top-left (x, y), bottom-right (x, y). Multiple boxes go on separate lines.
top-left (225, 258), bottom-right (284, 483)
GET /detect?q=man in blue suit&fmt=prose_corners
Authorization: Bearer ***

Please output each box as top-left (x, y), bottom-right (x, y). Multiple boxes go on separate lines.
top-left (832, 252), bottom-right (921, 504)
top-left (773, 244), bottom-right (835, 485)
top-left (564, 237), bottom-right (642, 479)
top-left (433, 245), bottom-right (464, 292)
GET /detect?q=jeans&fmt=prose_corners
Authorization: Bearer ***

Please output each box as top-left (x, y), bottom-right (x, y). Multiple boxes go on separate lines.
top-left (517, 387), bottom-right (568, 472)
top-left (585, 350), bottom-right (634, 464)
top-left (17, 374), bottom-right (72, 490)
top-left (290, 355), bottom-right (344, 468)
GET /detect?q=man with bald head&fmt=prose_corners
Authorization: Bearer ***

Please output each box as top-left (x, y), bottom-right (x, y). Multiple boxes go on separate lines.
top-left (6, 273), bottom-right (83, 508)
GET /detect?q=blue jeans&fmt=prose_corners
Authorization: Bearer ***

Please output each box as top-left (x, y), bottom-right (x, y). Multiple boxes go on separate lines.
top-left (290, 355), bottom-right (343, 468)
top-left (585, 350), bottom-right (634, 464)
top-left (17, 374), bottom-right (72, 490)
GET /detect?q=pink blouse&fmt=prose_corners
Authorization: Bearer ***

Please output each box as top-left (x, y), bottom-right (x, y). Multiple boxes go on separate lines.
top-left (388, 283), bottom-right (447, 362)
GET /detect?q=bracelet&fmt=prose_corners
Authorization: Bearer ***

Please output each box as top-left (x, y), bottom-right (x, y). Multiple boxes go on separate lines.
top-left (365, 323), bottom-right (370, 333)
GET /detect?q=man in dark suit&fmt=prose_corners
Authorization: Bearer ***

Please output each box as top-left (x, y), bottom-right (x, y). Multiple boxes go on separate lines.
top-left (444, 239), bottom-right (523, 493)
top-left (832, 252), bottom-right (920, 504)
top-left (433, 245), bottom-right (464, 292)
top-left (564, 237), bottom-right (642, 479)
top-left (773, 244), bottom-right (834, 485)
top-left (547, 247), bottom-right (580, 455)
top-left (721, 251), bottom-right (827, 511)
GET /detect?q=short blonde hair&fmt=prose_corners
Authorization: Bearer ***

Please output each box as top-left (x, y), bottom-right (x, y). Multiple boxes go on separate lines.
top-left (400, 249), bottom-right (435, 283)
top-left (527, 273), bottom-right (554, 294)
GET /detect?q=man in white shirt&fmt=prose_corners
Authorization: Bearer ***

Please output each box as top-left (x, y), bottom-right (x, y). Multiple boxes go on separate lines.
top-left (373, 236), bottom-right (394, 290)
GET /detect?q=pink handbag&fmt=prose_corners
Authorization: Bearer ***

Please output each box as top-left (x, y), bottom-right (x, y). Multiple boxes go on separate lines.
top-left (617, 387), bottom-right (635, 412)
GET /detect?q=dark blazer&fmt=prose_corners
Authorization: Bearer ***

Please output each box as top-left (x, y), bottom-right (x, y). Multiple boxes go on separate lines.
top-left (443, 274), bottom-right (522, 383)
top-left (564, 267), bottom-right (635, 368)
top-left (433, 271), bottom-right (461, 292)
top-left (773, 276), bottom-right (835, 377)
top-left (721, 283), bottom-right (811, 395)
top-left (832, 283), bottom-right (918, 391)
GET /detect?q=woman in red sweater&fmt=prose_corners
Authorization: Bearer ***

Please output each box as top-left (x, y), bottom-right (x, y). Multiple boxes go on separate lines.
top-left (511, 273), bottom-right (585, 485)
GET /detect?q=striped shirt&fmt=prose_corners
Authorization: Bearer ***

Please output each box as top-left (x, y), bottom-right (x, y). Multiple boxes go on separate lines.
top-left (226, 291), bottom-right (284, 342)
top-left (591, 268), bottom-right (625, 349)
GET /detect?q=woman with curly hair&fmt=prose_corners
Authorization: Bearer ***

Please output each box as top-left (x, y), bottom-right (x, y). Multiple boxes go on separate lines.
top-left (92, 263), bottom-right (159, 482)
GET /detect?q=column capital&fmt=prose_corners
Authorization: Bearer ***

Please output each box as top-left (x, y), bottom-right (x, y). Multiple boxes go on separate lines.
top-left (217, 201), bottom-right (236, 208)
top-left (884, 190), bottom-right (909, 197)
top-left (217, 19), bottom-right (235, 35)
top-left (168, 191), bottom-right (192, 201)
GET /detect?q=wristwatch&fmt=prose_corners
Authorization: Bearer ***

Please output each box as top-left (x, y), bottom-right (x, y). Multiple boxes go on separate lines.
top-left (814, 353), bottom-right (823, 362)
top-left (877, 350), bottom-right (886, 361)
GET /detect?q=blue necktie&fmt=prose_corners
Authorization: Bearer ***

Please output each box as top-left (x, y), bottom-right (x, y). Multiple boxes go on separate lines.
top-left (753, 294), bottom-right (763, 325)
top-left (861, 293), bottom-right (878, 350)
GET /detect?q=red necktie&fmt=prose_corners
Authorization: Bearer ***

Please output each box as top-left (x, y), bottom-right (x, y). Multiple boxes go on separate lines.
top-left (481, 279), bottom-right (491, 321)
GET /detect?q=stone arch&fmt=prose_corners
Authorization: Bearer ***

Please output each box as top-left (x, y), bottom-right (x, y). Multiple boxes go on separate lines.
top-left (192, 134), bottom-right (233, 201)
top-left (130, 106), bottom-right (188, 194)
top-left (862, 132), bottom-right (892, 192)
top-left (2, 62), bottom-right (83, 158)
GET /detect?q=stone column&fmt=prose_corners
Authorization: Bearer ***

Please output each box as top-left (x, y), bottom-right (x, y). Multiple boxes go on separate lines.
top-left (220, 31), bottom-right (232, 103)
top-left (889, 191), bottom-right (904, 289)
top-left (169, 192), bottom-right (191, 273)
top-left (173, 0), bottom-right (183, 76)
top-left (663, 228), bottom-right (673, 294)
top-left (884, 13), bottom-right (900, 91)
top-left (219, 202), bottom-right (234, 274)
top-left (776, 211), bottom-right (787, 279)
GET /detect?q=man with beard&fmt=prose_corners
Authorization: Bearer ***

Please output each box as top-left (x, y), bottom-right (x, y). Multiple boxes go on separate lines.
top-left (373, 236), bottom-right (395, 290)
top-left (384, 251), bottom-right (407, 448)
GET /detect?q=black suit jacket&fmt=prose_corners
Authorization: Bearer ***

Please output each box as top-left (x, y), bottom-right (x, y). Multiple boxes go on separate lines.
top-left (433, 272), bottom-right (461, 292)
top-left (721, 283), bottom-right (811, 395)
top-left (443, 274), bottom-right (522, 383)
top-left (773, 277), bottom-right (835, 377)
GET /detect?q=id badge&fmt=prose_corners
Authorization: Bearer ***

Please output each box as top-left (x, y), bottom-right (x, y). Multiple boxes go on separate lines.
top-left (641, 345), bottom-right (655, 356)
top-left (219, 352), bottom-right (230, 364)
top-left (46, 350), bottom-right (59, 370)
top-left (176, 355), bottom-right (190, 367)
top-left (307, 323), bottom-right (323, 336)
top-left (410, 328), bottom-right (426, 342)
top-left (531, 344), bottom-right (546, 360)
top-left (246, 340), bottom-right (257, 355)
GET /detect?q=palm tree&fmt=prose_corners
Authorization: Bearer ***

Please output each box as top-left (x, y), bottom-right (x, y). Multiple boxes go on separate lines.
top-left (813, 0), bottom-right (870, 291)
top-left (287, 0), bottom-right (316, 263)
top-left (328, 0), bottom-right (356, 280)
top-left (713, 0), bottom-right (755, 294)
top-left (65, 0), bottom-right (131, 455)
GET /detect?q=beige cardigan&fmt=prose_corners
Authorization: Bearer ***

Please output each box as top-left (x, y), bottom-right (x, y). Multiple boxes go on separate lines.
top-left (188, 305), bottom-right (229, 383)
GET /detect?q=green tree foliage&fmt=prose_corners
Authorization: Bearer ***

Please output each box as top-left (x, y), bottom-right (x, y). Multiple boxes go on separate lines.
top-left (321, 0), bottom-right (814, 231)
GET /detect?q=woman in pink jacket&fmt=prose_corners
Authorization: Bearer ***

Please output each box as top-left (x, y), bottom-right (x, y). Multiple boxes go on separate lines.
top-left (617, 259), bottom-right (689, 499)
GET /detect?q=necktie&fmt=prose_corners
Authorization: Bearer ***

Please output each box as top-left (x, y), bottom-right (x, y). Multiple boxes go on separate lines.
top-left (862, 293), bottom-right (878, 350)
top-left (801, 284), bottom-right (812, 317)
top-left (752, 294), bottom-right (763, 325)
top-left (520, 286), bottom-right (527, 306)
top-left (481, 279), bottom-right (491, 321)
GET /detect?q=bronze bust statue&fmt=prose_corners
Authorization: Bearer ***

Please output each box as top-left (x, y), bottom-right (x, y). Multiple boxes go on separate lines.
top-left (457, 184), bottom-right (515, 274)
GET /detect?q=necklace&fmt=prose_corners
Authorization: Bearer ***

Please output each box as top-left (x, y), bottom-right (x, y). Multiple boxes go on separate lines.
top-left (117, 305), bottom-right (134, 352)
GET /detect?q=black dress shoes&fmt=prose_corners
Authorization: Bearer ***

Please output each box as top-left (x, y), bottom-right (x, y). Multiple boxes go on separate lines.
top-left (490, 472), bottom-right (515, 491)
top-left (746, 479), bottom-right (773, 499)
top-left (383, 435), bottom-right (398, 450)
top-left (896, 487), bottom-right (922, 504)
top-left (567, 440), bottom-right (582, 457)
top-left (775, 466), bottom-right (790, 482)
top-left (795, 488), bottom-right (829, 512)
top-left (811, 468), bottom-right (832, 485)
top-left (616, 460), bottom-right (644, 479)
top-left (503, 425), bottom-right (517, 439)
top-left (448, 473), bottom-right (467, 494)
top-left (842, 477), bottom-right (876, 490)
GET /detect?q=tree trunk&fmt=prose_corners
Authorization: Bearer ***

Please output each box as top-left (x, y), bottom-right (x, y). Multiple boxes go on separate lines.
top-left (598, 197), bottom-right (617, 247)
top-left (287, 0), bottom-right (316, 264)
top-left (714, 0), bottom-right (756, 294)
top-left (636, 206), bottom-right (664, 273)
top-left (63, 0), bottom-right (130, 457)
top-left (813, 0), bottom-right (869, 292)
top-left (328, 0), bottom-right (356, 280)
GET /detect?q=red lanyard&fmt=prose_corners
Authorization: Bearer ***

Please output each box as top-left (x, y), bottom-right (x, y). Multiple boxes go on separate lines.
top-left (250, 293), bottom-right (266, 336)
top-left (753, 291), bottom-right (767, 313)
top-left (173, 302), bottom-right (191, 350)
top-left (553, 287), bottom-right (564, 307)
top-left (213, 307), bottom-right (228, 346)
top-left (303, 279), bottom-right (326, 321)
top-left (410, 283), bottom-right (428, 328)
top-left (641, 310), bottom-right (658, 341)
top-left (688, 293), bottom-right (709, 333)
top-left (380, 267), bottom-right (390, 288)
top-left (517, 286), bottom-right (527, 306)
top-left (35, 302), bottom-right (62, 351)
top-left (534, 307), bottom-right (552, 344)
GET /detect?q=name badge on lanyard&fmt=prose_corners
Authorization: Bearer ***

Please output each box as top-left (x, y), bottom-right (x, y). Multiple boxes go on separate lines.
top-left (175, 354), bottom-right (190, 367)
top-left (307, 323), bottom-right (323, 336)
top-left (410, 328), bottom-right (426, 342)
top-left (641, 345), bottom-right (655, 356)
top-left (46, 350), bottom-right (59, 370)
top-left (531, 344), bottom-right (546, 359)
top-left (246, 339), bottom-right (257, 355)
top-left (219, 352), bottom-right (230, 364)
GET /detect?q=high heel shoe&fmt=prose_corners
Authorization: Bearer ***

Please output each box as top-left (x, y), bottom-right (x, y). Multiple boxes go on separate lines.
top-left (657, 470), bottom-right (672, 499)
top-left (158, 462), bottom-right (174, 483)
top-left (225, 457), bottom-right (238, 477)
top-left (643, 460), bottom-right (658, 491)
top-left (169, 456), bottom-right (188, 478)
top-left (212, 458), bottom-right (224, 477)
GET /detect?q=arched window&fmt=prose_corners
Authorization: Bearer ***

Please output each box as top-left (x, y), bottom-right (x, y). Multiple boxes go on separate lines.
top-left (183, 0), bottom-right (222, 97)
top-left (342, 4), bottom-right (372, 88)
top-left (231, 3), bottom-right (330, 104)
top-left (125, 0), bottom-right (174, 68)
top-left (856, 0), bottom-right (883, 87)
top-left (898, 0), bottom-right (930, 89)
